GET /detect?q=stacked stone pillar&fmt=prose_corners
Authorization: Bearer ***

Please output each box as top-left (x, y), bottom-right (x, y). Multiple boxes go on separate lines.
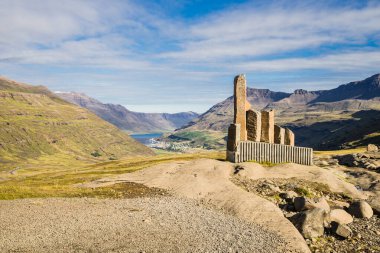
top-left (246, 110), bottom-right (261, 142)
top-left (233, 75), bottom-right (249, 141)
top-left (226, 123), bottom-right (241, 162)
top-left (274, 125), bottom-right (285, 145)
top-left (261, 110), bottom-right (274, 143)
top-left (285, 128), bottom-right (295, 146)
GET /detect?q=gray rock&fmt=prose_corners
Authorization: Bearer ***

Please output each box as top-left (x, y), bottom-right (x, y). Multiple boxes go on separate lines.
top-left (367, 144), bottom-right (378, 152)
top-left (368, 197), bottom-right (380, 215)
top-left (294, 197), bottom-right (330, 213)
top-left (290, 208), bottom-right (326, 239)
top-left (320, 160), bottom-right (329, 166)
top-left (332, 222), bottom-right (352, 238)
top-left (329, 209), bottom-right (353, 225)
top-left (280, 191), bottom-right (298, 201)
top-left (367, 164), bottom-right (377, 170)
top-left (347, 200), bottom-right (373, 219)
top-left (268, 184), bottom-right (281, 193)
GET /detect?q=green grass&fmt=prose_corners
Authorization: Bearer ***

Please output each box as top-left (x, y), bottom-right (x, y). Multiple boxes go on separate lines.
top-left (0, 151), bottom-right (225, 200)
top-left (313, 147), bottom-right (366, 155)
top-left (294, 187), bottom-right (313, 197)
top-left (247, 160), bottom-right (287, 167)
top-left (167, 130), bottom-right (226, 150)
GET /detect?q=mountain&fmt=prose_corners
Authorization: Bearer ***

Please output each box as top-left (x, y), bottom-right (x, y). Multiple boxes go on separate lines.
top-left (178, 74), bottom-right (380, 150)
top-left (290, 110), bottom-right (380, 150)
top-left (182, 89), bottom-right (290, 132)
top-left (0, 76), bottom-right (154, 164)
top-left (56, 92), bottom-right (199, 133)
top-left (312, 74), bottom-right (380, 103)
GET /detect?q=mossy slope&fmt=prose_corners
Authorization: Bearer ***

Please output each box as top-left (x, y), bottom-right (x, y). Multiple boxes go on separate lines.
top-left (0, 76), bottom-right (154, 165)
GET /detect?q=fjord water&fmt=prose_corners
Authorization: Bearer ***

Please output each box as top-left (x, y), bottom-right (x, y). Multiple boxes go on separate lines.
top-left (130, 133), bottom-right (163, 145)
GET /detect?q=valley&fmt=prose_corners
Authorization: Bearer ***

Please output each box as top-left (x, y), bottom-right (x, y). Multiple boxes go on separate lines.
top-left (56, 92), bottom-right (198, 133)
top-left (1, 1), bottom-right (380, 252)
top-left (0, 75), bottom-right (380, 253)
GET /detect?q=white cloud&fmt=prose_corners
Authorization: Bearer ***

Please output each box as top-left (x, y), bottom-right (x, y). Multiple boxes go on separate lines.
top-left (0, 0), bottom-right (379, 113)
top-left (235, 51), bottom-right (380, 72)
top-left (161, 2), bottom-right (380, 62)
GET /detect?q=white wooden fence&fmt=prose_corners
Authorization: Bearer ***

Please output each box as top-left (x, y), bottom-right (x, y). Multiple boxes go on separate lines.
top-left (233, 141), bottom-right (313, 165)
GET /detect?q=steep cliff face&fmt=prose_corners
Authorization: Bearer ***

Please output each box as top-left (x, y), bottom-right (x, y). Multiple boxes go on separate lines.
top-left (0, 77), bottom-right (154, 164)
top-left (56, 92), bottom-right (198, 133)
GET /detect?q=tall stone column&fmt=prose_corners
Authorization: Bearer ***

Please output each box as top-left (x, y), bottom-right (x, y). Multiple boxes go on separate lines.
top-left (234, 74), bottom-right (248, 141)
top-left (261, 110), bottom-right (274, 143)
top-left (227, 123), bottom-right (241, 162)
top-left (246, 109), bottom-right (261, 142)
top-left (274, 125), bottom-right (285, 145)
top-left (285, 128), bottom-right (295, 146)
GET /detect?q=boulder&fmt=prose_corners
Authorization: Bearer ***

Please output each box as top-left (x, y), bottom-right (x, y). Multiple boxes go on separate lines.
top-left (336, 154), bottom-right (356, 166)
top-left (347, 200), bottom-right (373, 219)
top-left (368, 197), bottom-right (380, 215)
top-left (280, 191), bottom-right (298, 201)
top-left (329, 209), bottom-right (353, 225)
top-left (366, 164), bottom-right (377, 170)
top-left (367, 144), bottom-right (378, 152)
top-left (331, 222), bottom-right (352, 239)
top-left (290, 208), bottom-right (326, 239)
top-left (294, 197), bottom-right (330, 213)
top-left (320, 160), bottom-right (329, 166)
top-left (329, 200), bottom-right (350, 209)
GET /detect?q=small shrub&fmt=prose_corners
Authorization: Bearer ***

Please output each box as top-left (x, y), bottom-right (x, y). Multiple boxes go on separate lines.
top-left (91, 150), bottom-right (102, 157)
top-left (295, 187), bottom-right (312, 197)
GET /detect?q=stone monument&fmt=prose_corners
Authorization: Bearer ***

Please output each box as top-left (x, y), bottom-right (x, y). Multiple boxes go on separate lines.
top-left (226, 74), bottom-right (313, 165)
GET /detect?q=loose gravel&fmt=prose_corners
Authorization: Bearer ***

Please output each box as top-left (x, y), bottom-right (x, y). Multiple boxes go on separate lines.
top-left (0, 197), bottom-right (285, 253)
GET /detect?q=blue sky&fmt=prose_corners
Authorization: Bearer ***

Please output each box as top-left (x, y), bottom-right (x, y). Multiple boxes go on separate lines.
top-left (0, 0), bottom-right (380, 113)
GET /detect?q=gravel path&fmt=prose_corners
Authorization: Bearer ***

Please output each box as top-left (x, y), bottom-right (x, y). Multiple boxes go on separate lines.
top-left (0, 197), bottom-right (285, 253)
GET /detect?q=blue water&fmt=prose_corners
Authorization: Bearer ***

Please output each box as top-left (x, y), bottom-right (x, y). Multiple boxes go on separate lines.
top-left (130, 133), bottom-right (163, 145)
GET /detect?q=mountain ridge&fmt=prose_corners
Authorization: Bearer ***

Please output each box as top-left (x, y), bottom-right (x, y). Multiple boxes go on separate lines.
top-left (181, 73), bottom-right (380, 131)
top-left (56, 92), bottom-right (199, 133)
top-left (177, 73), bottom-right (380, 149)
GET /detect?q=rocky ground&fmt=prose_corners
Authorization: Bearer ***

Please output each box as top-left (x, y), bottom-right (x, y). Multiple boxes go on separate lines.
top-left (2, 149), bottom-right (380, 253)
top-left (313, 147), bottom-right (380, 214)
top-left (230, 147), bottom-right (380, 253)
top-left (0, 196), bottom-right (285, 253)
top-left (307, 215), bottom-right (380, 253)
top-left (232, 176), bottom-right (379, 252)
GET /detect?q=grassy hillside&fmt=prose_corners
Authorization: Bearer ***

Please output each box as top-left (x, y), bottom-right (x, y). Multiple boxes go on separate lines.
top-left (0, 76), bottom-right (154, 167)
top-left (0, 151), bottom-right (224, 200)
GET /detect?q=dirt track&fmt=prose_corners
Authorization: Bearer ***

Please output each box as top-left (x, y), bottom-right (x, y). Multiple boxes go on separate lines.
top-left (0, 197), bottom-right (285, 253)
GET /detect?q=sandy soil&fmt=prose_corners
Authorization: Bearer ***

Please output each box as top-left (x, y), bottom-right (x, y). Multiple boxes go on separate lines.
top-left (82, 159), bottom-right (368, 253)
top-left (85, 159), bottom-right (362, 252)
top-left (0, 197), bottom-right (285, 253)
top-left (2, 159), bottom-right (366, 253)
